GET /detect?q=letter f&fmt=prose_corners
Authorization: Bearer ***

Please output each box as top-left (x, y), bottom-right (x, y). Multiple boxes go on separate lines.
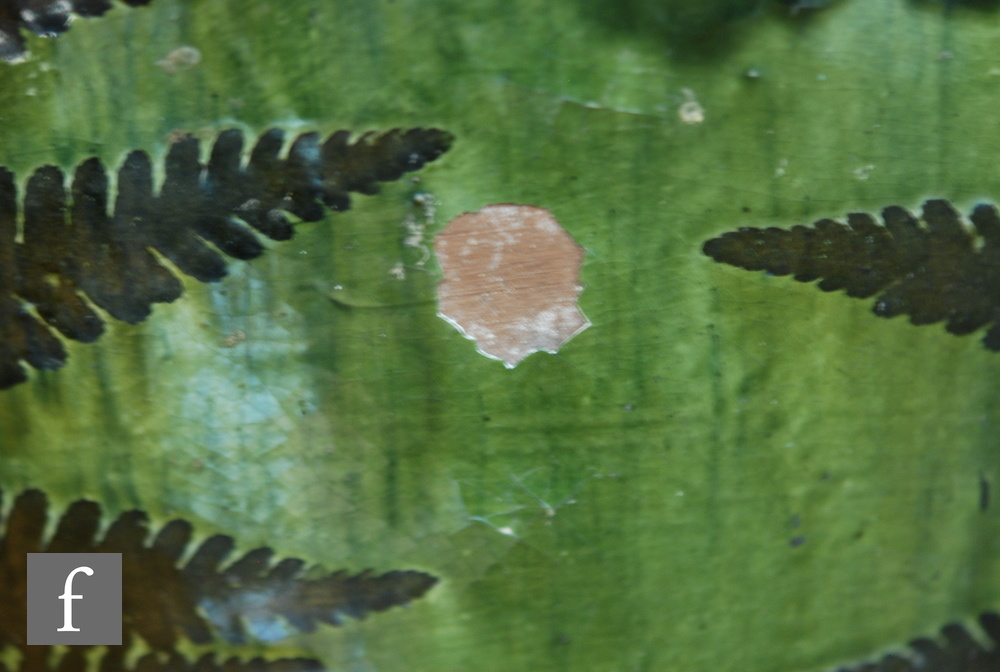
top-left (56, 566), bottom-right (94, 632)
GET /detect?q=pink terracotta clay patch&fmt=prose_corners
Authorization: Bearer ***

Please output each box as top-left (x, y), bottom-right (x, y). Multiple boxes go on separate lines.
top-left (435, 204), bottom-right (590, 367)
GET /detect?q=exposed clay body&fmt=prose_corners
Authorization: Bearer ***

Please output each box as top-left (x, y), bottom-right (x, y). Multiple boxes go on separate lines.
top-left (435, 204), bottom-right (590, 367)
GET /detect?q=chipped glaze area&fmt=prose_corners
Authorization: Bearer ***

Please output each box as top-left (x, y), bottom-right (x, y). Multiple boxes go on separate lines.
top-left (435, 204), bottom-right (590, 367)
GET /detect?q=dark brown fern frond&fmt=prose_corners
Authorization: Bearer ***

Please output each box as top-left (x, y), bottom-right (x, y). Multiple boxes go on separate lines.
top-left (775, 0), bottom-right (838, 14)
top-left (0, 488), bottom-right (438, 652)
top-left (703, 199), bottom-right (1000, 350)
top-left (0, 0), bottom-right (152, 63)
top-left (0, 126), bottom-right (453, 389)
top-left (3, 641), bottom-right (324, 672)
top-left (834, 612), bottom-right (1000, 672)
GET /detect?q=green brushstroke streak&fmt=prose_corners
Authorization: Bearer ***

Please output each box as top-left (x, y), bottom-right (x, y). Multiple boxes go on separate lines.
top-left (2, 1), bottom-right (1000, 671)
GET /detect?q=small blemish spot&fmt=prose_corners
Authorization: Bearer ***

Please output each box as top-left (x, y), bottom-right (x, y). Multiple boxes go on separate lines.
top-left (852, 163), bottom-right (876, 181)
top-left (435, 204), bottom-right (590, 367)
top-left (678, 88), bottom-right (705, 124)
top-left (155, 46), bottom-right (202, 75)
top-left (219, 329), bottom-right (246, 348)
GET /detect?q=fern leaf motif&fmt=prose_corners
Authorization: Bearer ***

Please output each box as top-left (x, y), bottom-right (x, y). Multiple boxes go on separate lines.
top-left (0, 126), bottom-right (453, 389)
top-left (703, 199), bottom-right (1000, 350)
top-left (0, 0), bottom-right (153, 63)
top-left (0, 488), bottom-right (439, 652)
top-left (4, 642), bottom-right (324, 672)
top-left (835, 612), bottom-right (1000, 672)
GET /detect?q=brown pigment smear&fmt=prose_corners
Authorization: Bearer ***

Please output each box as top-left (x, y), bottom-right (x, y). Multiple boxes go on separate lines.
top-left (435, 204), bottom-right (589, 367)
